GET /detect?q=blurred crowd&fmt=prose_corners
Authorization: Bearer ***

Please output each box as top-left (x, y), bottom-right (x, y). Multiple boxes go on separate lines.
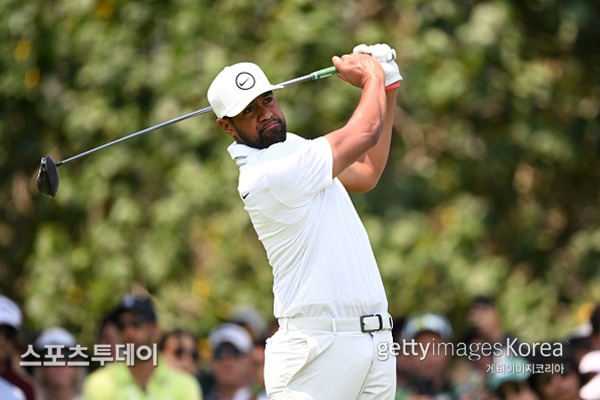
top-left (392, 297), bottom-right (600, 400)
top-left (0, 293), bottom-right (599, 400)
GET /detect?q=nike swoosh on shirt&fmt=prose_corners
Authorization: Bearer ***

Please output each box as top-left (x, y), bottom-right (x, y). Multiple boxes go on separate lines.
top-left (242, 192), bottom-right (250, 199)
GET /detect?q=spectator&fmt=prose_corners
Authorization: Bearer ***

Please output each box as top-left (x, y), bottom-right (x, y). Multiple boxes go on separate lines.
top-left (578, 350), bottom-right (600, 400)
top-left (452, 296), bottom-right (515, 400)
top-left (82, 294), bottom-right (202, 400)
top-left (451, 329), bottom-right (497, 400)
top-left (159, 328), bottom-right (200, 376)
top-left (528, 347), bottom-right (581, 400)
top-left (487, 356), bottom-right (540, 400)
top-left (0, 295), bottom-right (36, 400)
top-left (468, 296), bottom-right (512, 347)
top-left (92, 310), bottom-right (121, 370)
top-left (33, 327), bottom-right (86, 400)
top-left (205, 323), bottom-right (254, 400)
top-left (396, 312), bottom-right (459, 400)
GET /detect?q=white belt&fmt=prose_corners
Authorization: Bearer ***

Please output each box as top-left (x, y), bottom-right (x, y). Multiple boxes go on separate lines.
top-left (278, 314), bottom-right (393, 333)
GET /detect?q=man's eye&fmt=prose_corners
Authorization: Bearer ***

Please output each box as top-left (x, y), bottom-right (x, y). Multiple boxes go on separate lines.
top-left (264, 97), bottom-right (273, 104)
top-left (243, 106), bottom-right (254, 114)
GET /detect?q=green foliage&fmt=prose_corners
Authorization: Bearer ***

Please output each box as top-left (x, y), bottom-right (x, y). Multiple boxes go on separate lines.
top-left (1, 0), bottom-right (599, 345)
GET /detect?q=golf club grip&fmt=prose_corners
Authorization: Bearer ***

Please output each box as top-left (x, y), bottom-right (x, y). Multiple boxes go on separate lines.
top-left (277, 66), bottom-right (338, 87)
top-left (310, 66), bottom-right (338, 80)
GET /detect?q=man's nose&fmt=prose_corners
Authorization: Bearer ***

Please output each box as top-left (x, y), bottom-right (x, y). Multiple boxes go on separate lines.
top-left (257, 105), bottom-right (273, 120)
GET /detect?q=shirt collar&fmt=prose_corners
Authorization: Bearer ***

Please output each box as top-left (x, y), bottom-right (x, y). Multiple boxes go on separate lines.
top-left (112, 356), bottom-right (170, 387)
top-left (227, 133), bottom-right (301, 167)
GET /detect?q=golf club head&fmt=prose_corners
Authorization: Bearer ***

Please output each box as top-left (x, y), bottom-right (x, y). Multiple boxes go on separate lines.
top-left (37, 155), bottom-right (59, 197)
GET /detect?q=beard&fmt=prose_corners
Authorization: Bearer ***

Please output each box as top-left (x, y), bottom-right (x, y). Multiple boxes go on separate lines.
top-left (256, 116), bottom-right (287, 148)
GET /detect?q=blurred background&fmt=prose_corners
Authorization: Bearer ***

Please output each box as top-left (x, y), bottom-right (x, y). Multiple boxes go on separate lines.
top-left (1, 0), bottom-right (599, 345)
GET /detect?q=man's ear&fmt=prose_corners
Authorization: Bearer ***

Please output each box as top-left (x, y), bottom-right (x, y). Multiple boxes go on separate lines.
top-left (216, 118), bottom-right (236, 138)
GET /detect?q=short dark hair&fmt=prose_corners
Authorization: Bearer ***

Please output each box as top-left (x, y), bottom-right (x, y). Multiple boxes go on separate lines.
top-left (158, 328), bottom-right (197, 351)
top-left (472, 295), bottom-right (495, 307)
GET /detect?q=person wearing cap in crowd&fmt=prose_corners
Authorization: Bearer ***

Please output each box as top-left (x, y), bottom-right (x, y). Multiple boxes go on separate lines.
top-left (205, 323), bottom-right (257, 400)
top-left (207, 43), bottom-right (401, 400)
top-left (487, 356), bottom-right (540, 400)
top-left (33, 327), bottom-right (86, 400)
top-left (578, 350), bottom-right (600, 400)
top-left (0, 295), bottom-right (36, 400)
top-left (82, 294), bottom-right (202, 400)
top-left (396, 312), bottom-right (459, 400)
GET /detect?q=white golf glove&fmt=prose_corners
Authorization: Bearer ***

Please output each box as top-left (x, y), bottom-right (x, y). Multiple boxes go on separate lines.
top-left (353, 43), bottom-right (402, 87)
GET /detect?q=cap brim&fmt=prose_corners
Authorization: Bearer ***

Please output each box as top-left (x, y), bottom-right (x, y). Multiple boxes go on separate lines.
top-left (215, 340), bottom-right (250, 354)
top-left (223, 84), bottom-right (283, 118)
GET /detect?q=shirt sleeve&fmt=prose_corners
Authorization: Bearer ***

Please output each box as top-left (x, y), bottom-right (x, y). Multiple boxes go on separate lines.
top-left (264, 136), bottom-right (333, 207)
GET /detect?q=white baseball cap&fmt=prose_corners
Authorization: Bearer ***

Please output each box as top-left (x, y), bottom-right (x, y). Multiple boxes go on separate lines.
top-left (207, 62), bottom-right (283, 118)
top-left (208, 323), bottom-right (253, 354)
top-left (400, 312), bottom-right (453, 341)
top-left (35, 327), bottom-right (76, 349)
top-left (0, 295), bottom-right (22, 329)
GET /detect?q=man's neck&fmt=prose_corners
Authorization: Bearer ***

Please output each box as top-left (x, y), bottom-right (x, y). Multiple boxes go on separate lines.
top-left (44, 385), bottom-right (79, 400)
top-left (218, 384), bottom-right (249, 400)
top-left (128, 360), bottom-right (155, 390)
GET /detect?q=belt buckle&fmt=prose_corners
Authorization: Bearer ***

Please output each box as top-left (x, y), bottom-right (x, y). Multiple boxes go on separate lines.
top-left (360, 314), bottom-right (383, 333)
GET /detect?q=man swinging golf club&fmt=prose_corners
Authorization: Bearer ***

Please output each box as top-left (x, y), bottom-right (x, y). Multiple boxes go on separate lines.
top-left (208, 43), bottom-right (402, 400)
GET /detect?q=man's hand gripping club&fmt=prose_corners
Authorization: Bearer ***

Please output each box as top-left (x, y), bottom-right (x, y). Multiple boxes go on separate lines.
top-left (352, 43), bottom-right (402, 88)
top-left (328, 43), bottom-right (401, 193)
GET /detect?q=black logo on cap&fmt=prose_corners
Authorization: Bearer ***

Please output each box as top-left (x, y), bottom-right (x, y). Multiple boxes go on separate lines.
top-left (235, 72), bottom-right (255, 90)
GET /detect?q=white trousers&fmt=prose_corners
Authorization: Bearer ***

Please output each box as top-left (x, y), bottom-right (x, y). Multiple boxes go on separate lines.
top-left (264, 326), bottom-right (396, 400)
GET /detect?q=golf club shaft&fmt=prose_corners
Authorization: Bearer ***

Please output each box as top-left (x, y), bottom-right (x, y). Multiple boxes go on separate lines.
top-left (56, 106), bottom-right (212, 166)
top-left (55, 66), bottom-right (338, 167)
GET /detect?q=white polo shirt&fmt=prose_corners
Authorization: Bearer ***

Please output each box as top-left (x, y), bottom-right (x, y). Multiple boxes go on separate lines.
top-left (228, 133), bottom-right (388, 319)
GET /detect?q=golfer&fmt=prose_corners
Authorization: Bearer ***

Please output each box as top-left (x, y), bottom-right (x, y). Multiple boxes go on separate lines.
top-left (208, 43), bottom-right (401, 400)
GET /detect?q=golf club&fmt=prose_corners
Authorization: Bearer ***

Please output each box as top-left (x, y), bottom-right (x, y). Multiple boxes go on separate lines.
top-left (36, 65), bottom-right (338, 197)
